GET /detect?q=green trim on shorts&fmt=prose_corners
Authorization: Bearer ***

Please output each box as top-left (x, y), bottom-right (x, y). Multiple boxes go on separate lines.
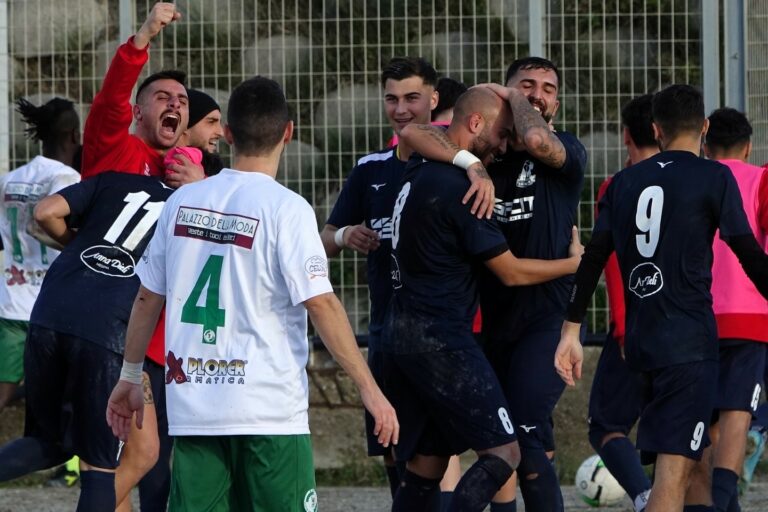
top-left (169, 434), bottom-right (317, 512)
top-left (0, 318), bottom-right (28, 383)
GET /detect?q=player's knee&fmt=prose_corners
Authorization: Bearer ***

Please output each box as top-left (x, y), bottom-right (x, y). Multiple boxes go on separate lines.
top-left (475, 453), bottom-right (516, 487)
top-left (517, 446), bottom-right (552, 481)
top-left (125, 438), bottom-right (159, 472)
top-left (484, 441), bottom-right (520, 470)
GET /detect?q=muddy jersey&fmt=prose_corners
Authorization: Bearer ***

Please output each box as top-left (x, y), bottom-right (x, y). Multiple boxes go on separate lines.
top-left (30, 172), bottom-right (172, 353)
top-left (327, 148), bottom-right (406, 347)
top-left (0, 156), bottom-right (80, 320)
top-left (138, 168), bottom-right (333, 436)
top-left (479, 131), bottom-right (586, 340)
top-left (382, 157), bottom-right (508, 355)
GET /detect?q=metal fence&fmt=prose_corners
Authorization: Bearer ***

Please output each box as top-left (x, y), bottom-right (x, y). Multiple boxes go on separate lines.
top-left (1, 0), bottom-right (764, 335)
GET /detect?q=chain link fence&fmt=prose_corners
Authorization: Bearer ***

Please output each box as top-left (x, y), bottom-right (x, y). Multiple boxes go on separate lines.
top-left (2, 0), bottom-right (764, 336)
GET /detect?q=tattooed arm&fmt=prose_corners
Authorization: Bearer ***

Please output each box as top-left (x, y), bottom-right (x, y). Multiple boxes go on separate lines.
top-left (399, 123), bottom-right (496, 218)
top-left (507, 88), bottom-right (566, 168)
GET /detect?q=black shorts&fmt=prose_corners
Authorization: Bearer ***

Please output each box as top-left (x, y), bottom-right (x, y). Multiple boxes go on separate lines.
top-left (588, 333), bottom-right (645, 440)
top-left (364, 347), bottom-right (389, 457)
top-left (24, 324), bottom-right (123, 469)
top-left (484, 315), bottom-right (569, 451)
top-left (714, 339), bottom-right (765, 416)
top-left (637, 360), bottom-right (717, 463)
top-left (382, 347), bottom-right (516, 462)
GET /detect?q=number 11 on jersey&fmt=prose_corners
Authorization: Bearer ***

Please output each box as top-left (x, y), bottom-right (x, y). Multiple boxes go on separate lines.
top-left (181, 255), bottom-right (226, 344)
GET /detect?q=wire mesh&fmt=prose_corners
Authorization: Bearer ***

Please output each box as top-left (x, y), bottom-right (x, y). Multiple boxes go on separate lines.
top-left (4, 0), bottom-right (753, 336)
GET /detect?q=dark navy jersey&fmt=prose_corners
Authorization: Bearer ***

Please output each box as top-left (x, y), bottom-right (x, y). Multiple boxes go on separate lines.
top-left (381, 157), bottom-right (508, 354)
top-left (479, 130), bottom-right (587, 339)
top-left (327, 147), bottom-right (406, 345)
top-left (31, 172), bottom-right (173, 354)
top-left (596, 151), bottom-right (753, 370)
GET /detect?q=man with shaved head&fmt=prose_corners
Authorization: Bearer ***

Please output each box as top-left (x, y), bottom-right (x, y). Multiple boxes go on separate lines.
top-left (381, 86), bottom-right (583, 511)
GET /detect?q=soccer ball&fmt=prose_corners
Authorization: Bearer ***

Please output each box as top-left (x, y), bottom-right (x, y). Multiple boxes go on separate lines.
top-left (575, 455), bottom-right (626, 507)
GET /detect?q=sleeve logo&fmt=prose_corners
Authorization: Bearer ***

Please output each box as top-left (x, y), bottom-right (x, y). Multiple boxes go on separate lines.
top-left (305, 256), bottom-right (328, 278)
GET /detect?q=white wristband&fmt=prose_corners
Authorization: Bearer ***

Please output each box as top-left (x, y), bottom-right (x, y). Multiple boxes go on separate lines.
top-left (334, 226), bottom-right (349, 248)
top-left (452, 149), bottom-right (482, 170)
top-left (119, 360), bottom-right (144, 385)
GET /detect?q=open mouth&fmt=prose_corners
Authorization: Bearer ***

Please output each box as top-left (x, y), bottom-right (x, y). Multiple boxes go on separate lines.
top-left (161, 113), bottom-right (180, 135)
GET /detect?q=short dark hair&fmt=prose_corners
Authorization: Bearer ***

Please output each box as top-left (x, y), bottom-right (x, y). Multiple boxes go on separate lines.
top-left (621, 94), bottom-right (656, 148)
top-left (380, 57), bottom-right (438, 88)
top-left (432, 77), bottom-right (468, 120)
top-left (504, 57), bottom-right (561, 88)
top-left (705, 107), bottom-right (752, 150)
top-left (136, 70), bottom-right (187, 102)
top-left (227, 76), bottom-right (291, 156)
top-left (16, 97), bottom-right (79, 146)
top-left (651, 84), bottom-right (705, 142)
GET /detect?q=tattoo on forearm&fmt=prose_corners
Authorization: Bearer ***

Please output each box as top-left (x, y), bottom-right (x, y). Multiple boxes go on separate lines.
top-left (416, 124), bottom-right (461, 153)
top-left (142, 373), bottom-right (154, 405)
top-left (510, 95), bottom-right (566, 167)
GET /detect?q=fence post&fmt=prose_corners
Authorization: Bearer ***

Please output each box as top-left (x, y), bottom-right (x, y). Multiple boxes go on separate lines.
top-left (119, 0), bottom-right (135, 44)
top-left (702, 0), bottom-right (721, 114)
top-left (528, 0), bottom-right (545, 58)
top-left (0, 0), bottom-right (8, 175)
top-left (724, 0), bottom-right (746, 111)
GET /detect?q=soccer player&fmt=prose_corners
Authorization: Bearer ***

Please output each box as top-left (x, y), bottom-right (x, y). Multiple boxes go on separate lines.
top-left (699, 107), bottom-right (768, 512)
top-left (555, 84), bottom-right (768, 512)
top-left (82, 4), bottom-right (192, 510)
top-left (177, 89), bottom-right (224, 154)
top-left (587, 94), bottom-right (657, 512)
top-left (383, 86), bottom-right (582, 512)
top-left (0, 98), bottom-right (80, 412)
top-left (320, 57), bottom-right (492, 503)
top-left (432, 77), bottom-right (467, 124)
top-left (400, 57), bottom-right (587, 511)
top-left (106, 76), bottom-right (398, 511)
top-left (0, 164), bottom-right (174, 510)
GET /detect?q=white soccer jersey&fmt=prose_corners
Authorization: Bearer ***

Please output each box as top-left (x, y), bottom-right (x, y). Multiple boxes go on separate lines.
top-left (0, 156), bottom-right (80, 320)
top-left (138, 168), bottom-right (333, 436)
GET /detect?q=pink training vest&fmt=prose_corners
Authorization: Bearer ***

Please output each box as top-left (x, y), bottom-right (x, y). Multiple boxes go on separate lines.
top-left (711, 159), bottom-right (768, 342)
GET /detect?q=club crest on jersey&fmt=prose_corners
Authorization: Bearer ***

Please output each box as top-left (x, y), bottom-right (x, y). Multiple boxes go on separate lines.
top-left (516, 160), bottom-right (536, 188)
top-left (167, 353), bottom-right (248, 385)
top-left (628, 262), bottom-right (664, 298)
top-left (81, 245), bottom-right (136, 278)
top-left (303, 489), bottom-right (318, 512)
top-left (305, 256), bottom-right (328, 279)
top-left (174, 207), bottom-right (259, 249)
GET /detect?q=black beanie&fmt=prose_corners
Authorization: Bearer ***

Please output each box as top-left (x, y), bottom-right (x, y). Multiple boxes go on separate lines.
top-left (187, 89), bottom-right (220, 128)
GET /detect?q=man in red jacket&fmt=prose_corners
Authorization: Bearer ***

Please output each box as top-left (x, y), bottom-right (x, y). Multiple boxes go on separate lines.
top-left (81, 3), bottom-right (186, 511)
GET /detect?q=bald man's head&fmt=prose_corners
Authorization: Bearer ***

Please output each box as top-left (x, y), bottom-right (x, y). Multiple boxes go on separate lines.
top-left (449, 87), bottom-right (511, 164)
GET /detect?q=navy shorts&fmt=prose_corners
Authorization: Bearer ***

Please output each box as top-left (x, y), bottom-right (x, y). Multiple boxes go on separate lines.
top-left (24, 324), bottom-right (123, 469)
top-left (588, 333), bottom-right (645, 440)
top-left (637, 360), bottom-right (718, 463)
top-left (483, 315), bottom-right (568, 451)
top-left (364, 347), bottom-right (389, 457)
top-left (382, 347), bottom-right (517, 462)
top-left (714, 339), bottom-right (765, 417)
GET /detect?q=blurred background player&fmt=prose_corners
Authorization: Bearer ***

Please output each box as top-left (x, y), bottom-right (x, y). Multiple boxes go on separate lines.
top-left (432, 77), bottom-right (467, 125)
top-left (401, 57), bottom-right (588, 512)
top-left (699, 107), bottom-right (768, 512)
top-left (107, 76), bottom-right (398, 511)
top-left (556, 84), bottom-right (768, 512)
top-left (0, 97), bottom-right (81, 412)
top-left (587, 93), bottom-right (657, 512)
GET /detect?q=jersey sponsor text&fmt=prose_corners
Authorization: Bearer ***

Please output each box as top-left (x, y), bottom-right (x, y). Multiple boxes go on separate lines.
top-left (174, 206), bottom-right (259, 249)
